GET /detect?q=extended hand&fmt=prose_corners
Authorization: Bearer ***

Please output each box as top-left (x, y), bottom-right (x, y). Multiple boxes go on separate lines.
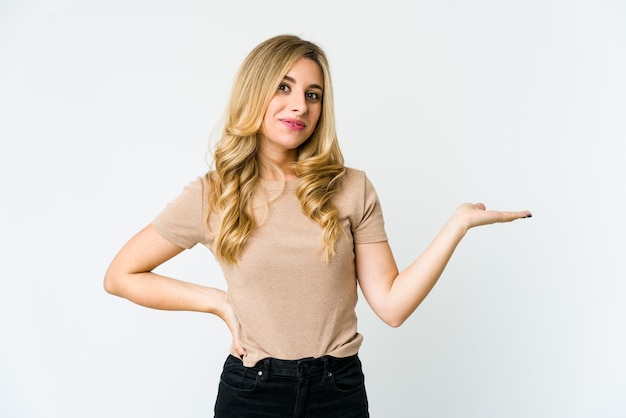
top-left (454, 202), bottom-right (532, 231)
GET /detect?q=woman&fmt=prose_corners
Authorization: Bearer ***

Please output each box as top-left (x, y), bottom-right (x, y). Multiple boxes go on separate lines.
top-left (104, 35), bottom-right (531, 417)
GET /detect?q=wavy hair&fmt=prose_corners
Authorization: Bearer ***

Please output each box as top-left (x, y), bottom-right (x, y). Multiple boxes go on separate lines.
top-left (207, 35), bottom-right (346, 264)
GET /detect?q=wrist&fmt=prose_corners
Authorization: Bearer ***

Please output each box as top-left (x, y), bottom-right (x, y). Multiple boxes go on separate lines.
top-left (203, 286), bottom-right (228, 316)
top-left (446, 212), bottom-right (470, 238)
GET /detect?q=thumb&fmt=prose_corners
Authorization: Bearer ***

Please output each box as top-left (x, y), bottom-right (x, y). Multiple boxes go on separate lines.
top-left (232, 338), bottom-right (247, 359)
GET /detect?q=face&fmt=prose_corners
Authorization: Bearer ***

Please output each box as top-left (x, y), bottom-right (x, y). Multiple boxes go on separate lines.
top-left (259, 57), bottom-right (323, 160)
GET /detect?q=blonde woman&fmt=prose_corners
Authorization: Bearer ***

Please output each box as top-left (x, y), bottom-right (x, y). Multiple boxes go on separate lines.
top-left (104, 35), bottom-right (531, 417)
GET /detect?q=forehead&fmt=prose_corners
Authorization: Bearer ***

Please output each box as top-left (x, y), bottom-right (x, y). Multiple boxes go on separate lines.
top-left (284, 58), bottom-right (323, 88)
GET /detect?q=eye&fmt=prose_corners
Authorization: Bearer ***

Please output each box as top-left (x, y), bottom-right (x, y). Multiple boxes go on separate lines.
top-left (306, 91), bottom-right (321, 102)
top-left (278, 83), bottom-right (291, 93)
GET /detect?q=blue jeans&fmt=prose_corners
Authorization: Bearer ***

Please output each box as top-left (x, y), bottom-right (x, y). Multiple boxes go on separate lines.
top-left (214, 354), bottom-right (369, 417)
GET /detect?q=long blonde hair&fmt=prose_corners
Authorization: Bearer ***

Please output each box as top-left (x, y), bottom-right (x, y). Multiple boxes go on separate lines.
top-left (207, 35), bottom-right (346, 264)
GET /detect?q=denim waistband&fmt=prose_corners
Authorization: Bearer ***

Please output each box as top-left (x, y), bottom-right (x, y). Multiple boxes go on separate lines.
top-left (251, 354), bottom-right (358, 380)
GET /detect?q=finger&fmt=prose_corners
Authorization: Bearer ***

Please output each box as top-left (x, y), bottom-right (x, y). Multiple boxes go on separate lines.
top-left (233, 335), bottom-right (248, 357)
top-left (238, 349), bottom-right (247, 359)
top-left (234, 342), bottom-right (247, 358)
top-left (496, 210), bottom-right (533, 222)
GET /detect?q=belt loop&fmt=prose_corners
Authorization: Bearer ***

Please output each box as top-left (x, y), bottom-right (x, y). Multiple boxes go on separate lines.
top-left (321, 356), bottom-right (330, 383)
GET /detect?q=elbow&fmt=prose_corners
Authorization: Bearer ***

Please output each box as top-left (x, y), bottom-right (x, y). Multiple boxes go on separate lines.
top-left (103, 273), bottom-right (116, 295)
top-left (387, 320), bottom-right (403, 328)
top-left (384, 317), bottom-right (406, 328)
top-left (369, 302), bottom-right (409, 328)
top-left (103, 267), bottom-right (122, 296)
top-left (379, 311), bottom-right (408, 328)
top-left (103, 277), bottom-right (115, 295)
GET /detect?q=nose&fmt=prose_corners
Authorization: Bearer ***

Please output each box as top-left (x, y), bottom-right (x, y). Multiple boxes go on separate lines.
top-left (289, 91), bottom-right (307, 114)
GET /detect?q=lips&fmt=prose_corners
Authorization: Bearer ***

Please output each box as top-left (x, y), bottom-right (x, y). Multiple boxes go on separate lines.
top-left (280, 118), bottom-right (305, 131)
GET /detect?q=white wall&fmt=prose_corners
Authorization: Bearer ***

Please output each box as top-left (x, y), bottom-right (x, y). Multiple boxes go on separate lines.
top-left (1, 0), bottom-right (625, 417)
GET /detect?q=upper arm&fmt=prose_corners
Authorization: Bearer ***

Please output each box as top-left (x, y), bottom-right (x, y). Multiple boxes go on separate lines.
top-left (355, 241), bottom-right (400, 325)
top-left (104, 224), bottom-right (185, 293)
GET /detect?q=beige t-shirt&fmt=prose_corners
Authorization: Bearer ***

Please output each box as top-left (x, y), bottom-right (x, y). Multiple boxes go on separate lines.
top-left (152, 167), bottom-right (388, 366)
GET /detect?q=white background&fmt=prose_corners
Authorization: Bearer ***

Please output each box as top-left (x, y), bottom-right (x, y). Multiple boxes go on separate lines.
top-left (1, 0), bottom-right (625, 417)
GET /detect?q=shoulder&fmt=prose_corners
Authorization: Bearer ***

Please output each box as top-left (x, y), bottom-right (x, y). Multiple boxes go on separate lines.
top-left (181, 172), bottom-right (216, 198)
top-left (151, 172), bottom-right (213, 249)
top-left (339, 167), bottom-right (367, 187)
top-left (338, 167), bottom-right (380, 194)
top-left (166, 174), bottom-right (211, 206)
top-left (334, 167), bottom-right (380, 207)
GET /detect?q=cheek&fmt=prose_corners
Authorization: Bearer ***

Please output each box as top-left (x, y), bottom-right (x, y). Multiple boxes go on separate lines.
top-left (260, 105), bottom-right (275, 134)
top-left (261, 98), bottom-right (277, 121)
top-left (310, 108), bottom-right (322, 130)
top-left (265, 95), bottom-right (283, 114)
top-left (259, 115), bottom-right (268, 136)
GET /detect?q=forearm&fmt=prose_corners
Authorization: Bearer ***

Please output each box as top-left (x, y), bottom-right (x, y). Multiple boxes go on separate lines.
top-left (384, 216), bottom-right (467, 326)
top-left (105, 271), bottom-right (228, 315)
top-left (358, 203), bottom-right (530, 327)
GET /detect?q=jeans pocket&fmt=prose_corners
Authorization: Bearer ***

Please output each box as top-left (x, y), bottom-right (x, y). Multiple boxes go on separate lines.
top-left (219, 362), bottom-right (261, 393)
top-left (327, 357), bottom-right (366, 395)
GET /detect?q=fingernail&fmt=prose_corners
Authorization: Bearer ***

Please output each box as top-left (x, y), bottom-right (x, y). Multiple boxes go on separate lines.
top-left (523, 213), bottom-right (533, 218)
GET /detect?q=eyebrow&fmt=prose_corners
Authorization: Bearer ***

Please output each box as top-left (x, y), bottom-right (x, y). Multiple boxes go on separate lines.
top-left (283, 75), bottom-right (323, 91)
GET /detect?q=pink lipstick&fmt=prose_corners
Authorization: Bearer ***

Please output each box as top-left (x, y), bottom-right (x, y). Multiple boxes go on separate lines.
top-left (281, 118), bottom-right (305, 131)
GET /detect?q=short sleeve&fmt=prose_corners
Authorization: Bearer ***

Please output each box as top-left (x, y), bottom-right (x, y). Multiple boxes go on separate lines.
top-left (151, 176), bottom-right (208, 249)
top-left (342, 169), bottom-right (388, 244)
top-left (352, 175), bottom-right (387, 244)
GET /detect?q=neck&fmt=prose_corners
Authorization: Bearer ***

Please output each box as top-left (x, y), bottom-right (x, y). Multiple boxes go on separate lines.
top-left (258, 148), bottom-right (298, 181)
top-left (259, 162), bottom-right (298, 181)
